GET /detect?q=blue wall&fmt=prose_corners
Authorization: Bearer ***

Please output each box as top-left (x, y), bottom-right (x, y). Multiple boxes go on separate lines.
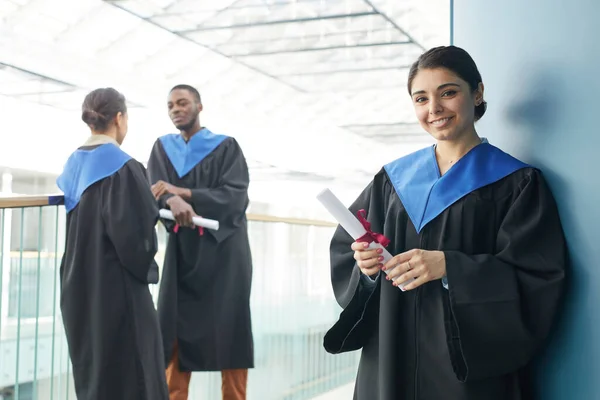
top-left (453, 1), bottom-right (599, 398)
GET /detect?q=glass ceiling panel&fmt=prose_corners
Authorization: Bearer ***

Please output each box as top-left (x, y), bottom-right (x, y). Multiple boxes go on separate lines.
top-left (194, 13), bottom-right (389, 38)
top-left (140, 40), bottom-right (214, 79)
top-left (0, 0), bottom-right (20, 15)
top-left (110, 0), bottom-right (236, 26)
top-left (150, 13), bottom-right (211, 32)
top-left (0, 0), bottom-right (449, 187)
top-left (2, 0), bottom-right (98, 46)
top-left (165, 0), bottom-right (236, 14)
top-left (96, 23), bottom-right (176, 68)
top-left (184, 14), bottom-right (400, 49)
top-left (281, 68), bottom-right (405, 92)
top-left (366, 0), bottom-right (449, 49)
top-left (56, 6), bottom-right (142, 57)
top-left (31, 0), bottom-right (99, 26)
top-left (8, 12), bottom-right (68, 45)
top-left (209, 26), bottom-right (405, 55)
top-left (16, 90), bottom-right (87, 110)
top-left (151, 0), bottom-right (177, 7)
top-left (0, 80), bottom-right (67, 96)
top-left (196, 1), bottom-right (374, 30)
top-left (240, 42), bottom-right (419, 73)
top-left (243, 44), bottom-right (414, 64)
top-left (0, 63), bottom-right (74, 95)
top-left (105, 0), bottom-right (172, 18)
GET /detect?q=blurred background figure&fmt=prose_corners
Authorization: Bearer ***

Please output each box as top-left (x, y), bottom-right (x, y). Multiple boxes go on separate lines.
top-left (148, 84), bottom-right (253, 400)
top-left (56, 87), bottom-right (168, 400)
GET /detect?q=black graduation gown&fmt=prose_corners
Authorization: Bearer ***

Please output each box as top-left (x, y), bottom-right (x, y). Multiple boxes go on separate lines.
top-left (57, 143), bottom-right (168, 400)
top-left (147, 131), bottom-right (254, 371)
top-left (324, 143), bottom-right (566, 400)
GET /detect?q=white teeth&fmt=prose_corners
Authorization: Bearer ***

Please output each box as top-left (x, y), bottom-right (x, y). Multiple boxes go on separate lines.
top-left (431, 118), bottom-right (450, 125)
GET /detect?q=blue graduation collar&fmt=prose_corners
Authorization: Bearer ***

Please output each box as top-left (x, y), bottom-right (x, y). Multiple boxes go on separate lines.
top-left (159, 128), bottom-right (228, 178)
top-left (57, 143), bottom-right (132, 213)
top-left (383, 142), bottom-right (529, 233)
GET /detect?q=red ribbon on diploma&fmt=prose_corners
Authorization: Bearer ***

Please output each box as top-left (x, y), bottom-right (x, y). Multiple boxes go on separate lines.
top-left (173, 224), bottom-right (204, 236)
top-left (355, 209), bottom-right (390, 247)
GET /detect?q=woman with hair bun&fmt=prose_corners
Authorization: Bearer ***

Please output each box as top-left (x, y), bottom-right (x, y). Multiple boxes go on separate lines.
top-left (324, 46), bottom-right (567, 399)
top-left (57, 88), bottom-right (168, 400)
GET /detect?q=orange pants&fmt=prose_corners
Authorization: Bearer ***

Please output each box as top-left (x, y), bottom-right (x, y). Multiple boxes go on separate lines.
top-left (166, 341), bottom-right (248, 400)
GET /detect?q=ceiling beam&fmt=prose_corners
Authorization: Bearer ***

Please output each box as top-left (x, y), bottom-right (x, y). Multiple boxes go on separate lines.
top-left (227, 40), bottom-right (412, 57)
top-left (178, 12), bottom-right (379, 33)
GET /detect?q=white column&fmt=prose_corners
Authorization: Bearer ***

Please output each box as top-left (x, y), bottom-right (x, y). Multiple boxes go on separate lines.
top-left (1, 171), bottom-right (12, 321)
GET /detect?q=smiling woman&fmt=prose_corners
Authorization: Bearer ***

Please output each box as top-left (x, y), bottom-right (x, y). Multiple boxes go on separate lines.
top-left (408, 46), bottom-right (486, 175)
top-left (323, 46), bottom-right (567, 400)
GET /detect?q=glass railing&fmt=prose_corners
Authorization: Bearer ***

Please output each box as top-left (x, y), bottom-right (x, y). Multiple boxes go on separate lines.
top-left (0, 196), bottom-right (358, 400)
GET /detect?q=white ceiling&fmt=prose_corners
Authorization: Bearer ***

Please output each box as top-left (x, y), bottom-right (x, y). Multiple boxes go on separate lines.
top-left (0, 0), bottom-right (449, 205)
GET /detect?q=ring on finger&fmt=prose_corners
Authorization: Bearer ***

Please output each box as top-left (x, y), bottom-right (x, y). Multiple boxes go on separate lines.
top-left (406, 261), bottom-right (412, 272)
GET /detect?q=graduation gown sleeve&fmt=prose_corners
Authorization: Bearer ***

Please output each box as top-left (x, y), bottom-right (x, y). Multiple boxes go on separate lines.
top-left (146, 142), bottom-right (177, 232)
top-left (187, 138), bottom-right (249, 243)
top-left (102, 161), bottom-right (160, 284)
top-left (443, 169), bottom-right (566, 382)
top-left (324, 171), bottom-right (391, 354)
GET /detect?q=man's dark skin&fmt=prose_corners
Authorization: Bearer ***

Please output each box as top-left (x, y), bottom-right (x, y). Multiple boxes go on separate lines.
top-left (151, 89), bottom-right (203, 228)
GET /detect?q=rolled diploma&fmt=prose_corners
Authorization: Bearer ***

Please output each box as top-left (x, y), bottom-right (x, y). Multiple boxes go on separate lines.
top-left (159, 209), bottom-right (220, 231)
top-left (316, 188), bottom-right (408, 290)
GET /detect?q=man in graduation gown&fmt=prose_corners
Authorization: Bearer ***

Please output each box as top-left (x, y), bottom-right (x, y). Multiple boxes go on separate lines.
top-left (57, 109), bottom-right (168, 398)
top-left (324, 140), bottom-right (567, 399)
top-left (147, 84), bottom-right (254, 400)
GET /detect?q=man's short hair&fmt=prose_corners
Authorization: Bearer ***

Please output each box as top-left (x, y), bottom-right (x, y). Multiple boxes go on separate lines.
top-left (170, 84), bottom-right (201, 103)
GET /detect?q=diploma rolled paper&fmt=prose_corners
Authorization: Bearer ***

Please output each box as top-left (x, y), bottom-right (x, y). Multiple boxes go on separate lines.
top-left (316, 189), bottom-right (408, 290)
top-left (159, 209), bottom-right (220, 231)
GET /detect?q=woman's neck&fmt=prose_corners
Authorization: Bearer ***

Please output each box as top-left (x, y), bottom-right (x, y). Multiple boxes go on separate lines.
top-left (435, 132), bottom-right (482, 173)
top-left (92, 129), bottom-right (118, 141)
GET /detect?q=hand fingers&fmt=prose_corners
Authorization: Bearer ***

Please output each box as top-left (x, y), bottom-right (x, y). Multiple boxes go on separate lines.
top-left (353, 248), bottom-right (381, 262)
top-left (172, 207), bottom-right (186, 224)
top-left (357, 255), bottom-right (383, 271)
top-left (386, 260), bottom-right (417, 280)
top-left (390, 264), bottom-right (422, 286)
top-left (152, 182), bottom-right (166, 194)
top-left (382, 255), bottom-right (403, 270)
top-left (153, 188), bottom-right (167, 200)
top-left (360, 264), bottom-right (381, 277)
top-left (182, 210), bottom-right (195, 227)
top-left (399, 274), bottom-right (429, 291)
top-left (383, 249), bottom-right (418, 270)
top-left (351, 241), bottom-right (370, 251)
top-left (175, 217), bottom-right (194, 228)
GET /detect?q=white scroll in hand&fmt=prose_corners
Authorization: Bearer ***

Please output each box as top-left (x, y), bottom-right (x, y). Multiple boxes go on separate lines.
top-left (316, 188), bottom-right (407, 290)
top-left (159, 209), bottom-right (220, 231)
